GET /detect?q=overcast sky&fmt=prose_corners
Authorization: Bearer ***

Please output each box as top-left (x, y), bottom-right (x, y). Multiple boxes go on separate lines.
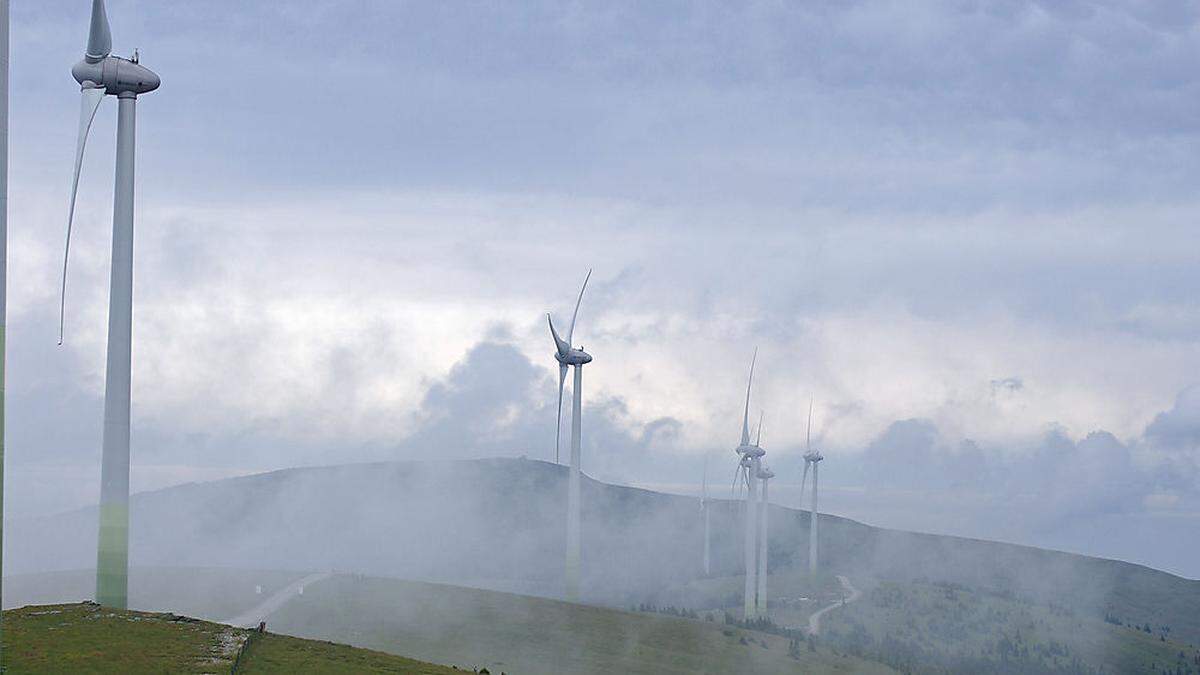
top-left (5, 1), bottom-right (1200, 578)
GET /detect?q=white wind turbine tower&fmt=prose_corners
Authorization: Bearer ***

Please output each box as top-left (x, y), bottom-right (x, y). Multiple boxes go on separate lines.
top-left (754, 417), bottom-right (773, 617)
top-left (59, 0), bottom-right (160, 609)
top-left (732, 351), bottom-right (764, 619)
top-left (0, 0), bottom-right (8, 658)
top-left (802, 402), bottom-right (824, 574)
top-left (548, 269), bottom-right (593, 601)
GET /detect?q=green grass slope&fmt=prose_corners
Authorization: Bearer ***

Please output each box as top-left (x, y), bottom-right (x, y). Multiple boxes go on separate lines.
top-left (265, 574), bottom-right (895, 675)
top-left (3, 603), bottom-right (245, 673)
top-left (238, 632), bottom-right (463, 674)
top-left (0, 602), bottom-right (466, 674)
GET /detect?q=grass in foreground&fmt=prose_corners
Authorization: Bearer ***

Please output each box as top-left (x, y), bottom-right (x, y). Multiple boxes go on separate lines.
top-left (1, 602), bottom-right (464, 674)
top-left (238, 631), bottom-right (467, 674)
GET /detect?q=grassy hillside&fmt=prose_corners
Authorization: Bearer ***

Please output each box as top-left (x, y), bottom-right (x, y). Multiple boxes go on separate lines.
top-left (238, 632), bottom-right (464, 674)
top-left (264, 574), bottom-right (895, 675)
top-left (0, 602), bottom-right (468, 673)
top-left (4, 568), bottom-right (1193, 673)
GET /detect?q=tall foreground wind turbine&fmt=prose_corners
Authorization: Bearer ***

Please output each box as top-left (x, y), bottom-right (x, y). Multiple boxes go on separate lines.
top-left (60, 0), bottom-right (160, 609)
top-left (0, 0), bottom-right (9, 657)
top-left (548, 269), bottom-right (593, 601)
top-left (732, 351), bottom-right (764, 619)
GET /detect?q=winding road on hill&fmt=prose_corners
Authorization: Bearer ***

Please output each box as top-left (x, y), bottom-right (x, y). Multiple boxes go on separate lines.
top-left (221, 571), bottom-right (332, 627)
top-left (807, 575), bottom-right (861, 636)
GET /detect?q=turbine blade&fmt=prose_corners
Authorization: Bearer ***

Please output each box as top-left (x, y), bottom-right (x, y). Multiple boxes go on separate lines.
top-left (86, 0), bottom-right (112, 62)
top-left (547, 313), bottom-right (570, 356)
top-left (566, 268), bottom-right (591, 346)
top-left (798, 460), bottom-right (810, 509)
top-left (806, 398), bottom-right (814, 451)
top-left (755, 410), bottom-right (764, 447)
top-left (555, 363), bottom-right (567, 464)
top-left (60, 86), bottom-right (106, 345)
top-left (740, 348), bottom-right (757, 446)
top-left (702, 449), bottom-right (709, 500)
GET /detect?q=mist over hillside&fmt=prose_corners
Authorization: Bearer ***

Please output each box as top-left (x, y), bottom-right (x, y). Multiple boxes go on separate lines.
top-left (10, 457), bottom-right (1199, 646)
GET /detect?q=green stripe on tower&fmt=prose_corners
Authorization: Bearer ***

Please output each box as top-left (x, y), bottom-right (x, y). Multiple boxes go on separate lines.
top-left (95, 502), bottom-right (129, 608)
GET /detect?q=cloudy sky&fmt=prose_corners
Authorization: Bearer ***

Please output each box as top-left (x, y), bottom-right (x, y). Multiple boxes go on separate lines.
top-left (5, 1), bottom-right (1200, 577)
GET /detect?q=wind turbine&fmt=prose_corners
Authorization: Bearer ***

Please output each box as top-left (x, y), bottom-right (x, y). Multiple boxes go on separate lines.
top-left (802, 402), bottom-right (824, 575)
top-left (0, 0), bottom-right (8, 657)
top-left (548, 269), bottom-right (593, 601)
top-left (754, 415), bottom-right (773, 618)
top-left (732, 351), bottom-right (764, 619)
top-left (60, 0), bottom-right (160, 610)
top-left (756, 463), bottom-right (773, 616)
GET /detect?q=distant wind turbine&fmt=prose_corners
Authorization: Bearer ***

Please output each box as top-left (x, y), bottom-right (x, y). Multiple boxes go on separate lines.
top-left (802, 402), bottom-right (824, 575)
top-left (733, 350), bottom-right (765, 619)
top-left (548, 269), bottom-right (594, 602)
top-left (60, 0), bottom-right (160, 610)
top-left (798, 399), bottom-right (814, 509)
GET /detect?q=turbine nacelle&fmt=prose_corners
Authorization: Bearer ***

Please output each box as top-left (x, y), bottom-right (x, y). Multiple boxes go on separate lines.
top-left (736, 443), bottom-right (765, 458)
top-left (73, 55), bottom-right (160, 97)
top-left (758, 467), bottom-right (774, 480)
top-left (554, 346), bottom-right (593, 367)
top-left (804, 450), bottom-right (824, 463)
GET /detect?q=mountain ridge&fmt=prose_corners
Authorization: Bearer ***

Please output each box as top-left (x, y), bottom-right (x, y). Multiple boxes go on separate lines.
top-left (8, 456), bottom-right (1199, 644)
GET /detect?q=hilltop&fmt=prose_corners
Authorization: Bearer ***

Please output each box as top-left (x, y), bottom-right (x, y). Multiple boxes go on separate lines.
top-left (6, 457), bottom-right (1199, 668)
